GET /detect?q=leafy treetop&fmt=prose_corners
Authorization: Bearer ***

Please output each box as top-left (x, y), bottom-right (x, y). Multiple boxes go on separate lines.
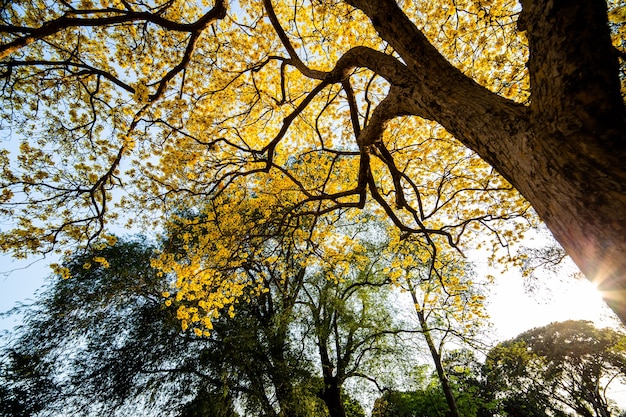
top-left (0, 0), bottom-right (535, 257)
top-left (1, 0), bottom-right (625, 319)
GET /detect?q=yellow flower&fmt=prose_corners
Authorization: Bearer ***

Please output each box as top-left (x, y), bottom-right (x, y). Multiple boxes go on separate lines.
top-left (93, 256), bottom-right (109, 268)
top-left (51, 264), bottom-right (71, 279)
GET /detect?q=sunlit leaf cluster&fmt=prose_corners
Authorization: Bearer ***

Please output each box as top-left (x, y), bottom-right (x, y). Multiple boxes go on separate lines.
top-left (6, 0), bottom-right (602, 327)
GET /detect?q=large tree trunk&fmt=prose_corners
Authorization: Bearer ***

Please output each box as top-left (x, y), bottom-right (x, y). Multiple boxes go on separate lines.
top-left (515, 0), bottom-right (626, 322)
top-left (349, 0), bottom-right (626, 323)
top-left (316, 332), bottom-right (346, 417)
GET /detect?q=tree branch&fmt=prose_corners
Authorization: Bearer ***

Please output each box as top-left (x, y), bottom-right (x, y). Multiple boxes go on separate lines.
top-left (0, 0), bottom-right (227, 60)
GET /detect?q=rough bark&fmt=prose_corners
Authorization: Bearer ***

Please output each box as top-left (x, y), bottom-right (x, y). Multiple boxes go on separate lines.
top-left (515, 0), bottom-right (626, 323)
top-left (349, 0), bottom-right (626, 323)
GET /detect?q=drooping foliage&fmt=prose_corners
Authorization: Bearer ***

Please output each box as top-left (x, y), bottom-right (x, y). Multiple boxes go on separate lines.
top-left (0, 238), bottom-right (242, 416)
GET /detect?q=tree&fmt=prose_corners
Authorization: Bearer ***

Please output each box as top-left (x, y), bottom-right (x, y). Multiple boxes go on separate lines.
top-left (163, 199), bottom-right (402, 416)
top-left (372, 388), bottom-right (450, 417)
top-left (372, 351), bottom-right (494, 417)
top-left (0, 219), bottom-right (405, 416)
top-left (297, 243), bottom-right (403, 417)
top-left (0, 238), bottom-right (243, 416)
top-left (0, 234), bottom-right (328, 416)
top-left (0, 349), bottom-right (56, 417)
top-left (442, 349), bottom-right (497, 417)
top-left (485, 320), bottom-right (626, 417)
top-left (1, 0), bottom-right (624, 320)
top-left (383, 235), bottom-right (490, 417)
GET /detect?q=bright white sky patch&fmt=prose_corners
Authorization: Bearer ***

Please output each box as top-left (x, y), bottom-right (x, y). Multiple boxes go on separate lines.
top-left (487, 269), bottom-right (620, 340)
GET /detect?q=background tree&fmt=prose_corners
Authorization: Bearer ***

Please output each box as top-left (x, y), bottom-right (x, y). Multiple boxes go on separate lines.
top-left (0, 348), bottom-right (56, 417)
top-left (0, 238), bottom-right (243, 416)
top-left (0, 234), bottom-right (326, 416)
top-left (164, 201), bottom-right (403, 416)
top-left (372, 388), bottom-right (449, 417)
top-left (1, 0), bottom-right (624, 321)
top-left (1, 219), bottom-right (407, 416)
top-left (484, 320), bottom-right (626, 417)
top-left (371, 351), bottom-right (494, 417)
top-left (383, 235), bottom-right (490, 417)
top-left (297, 243), bottom-right (404, 417)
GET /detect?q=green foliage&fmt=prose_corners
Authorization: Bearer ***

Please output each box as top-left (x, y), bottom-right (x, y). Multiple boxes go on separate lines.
top-left (343, 394), bottom-right (366, 417)
top-left (443, 350), bottom-right (496, 417)
top-left (372, 389), bottom-right (449, 417)
top-left (371, 350), bottom-right (495, 417)
top-left (179, 388), bottom-right (239, 417)
top-left (0, 350), bottom-right (54, 417)
top-left (0, 237), bottom-right (233, 416)
top-left (371, 379), bottom-right (491, 417)
top-left (0, 233), bottom-right (404, 416)
top-left (485, 320), bottom-right (626, 417)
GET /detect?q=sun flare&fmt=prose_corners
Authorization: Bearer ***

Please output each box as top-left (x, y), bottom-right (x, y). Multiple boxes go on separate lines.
top-left (488, 271), bottom-right (619, 340)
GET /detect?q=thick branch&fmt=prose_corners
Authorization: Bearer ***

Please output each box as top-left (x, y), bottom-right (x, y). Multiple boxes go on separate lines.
top-left (262, 0), bottom-right (326, 80)
top-left (0, 0), bottom-right (227, 60)
top-left (514, 0), bottom-right (626, 323)
top-left (0, 59), bottom-right (134, 92)
top-left (345, 0), bottom-right (529, 188)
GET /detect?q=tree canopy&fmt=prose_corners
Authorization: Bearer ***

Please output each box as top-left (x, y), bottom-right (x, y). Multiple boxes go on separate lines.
top-left (1, 216), bottom-right (418, 417)
top-left (2, 232), bottom-right (626, 416)
top-left (1, 1), bottom-right (625, 320)
top-left (485, 320), bottom-right (626, 417)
